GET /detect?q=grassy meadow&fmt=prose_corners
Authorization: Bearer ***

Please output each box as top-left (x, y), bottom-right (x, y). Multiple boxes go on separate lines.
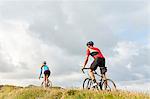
top-left (0, 85), bottom-right (149, 99)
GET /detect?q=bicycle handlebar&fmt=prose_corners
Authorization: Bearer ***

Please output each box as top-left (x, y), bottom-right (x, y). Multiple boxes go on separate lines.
top-left (82, 68), bottom-right (91, 69)
top-left (82, 68), bottom-right (90, 74)
top-left (82, 68), bottom-right (100, 76)
top-left (39, 76), bottom-right (44, 78)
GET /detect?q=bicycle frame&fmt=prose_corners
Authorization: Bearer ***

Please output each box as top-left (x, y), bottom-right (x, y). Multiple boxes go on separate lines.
top-left (82, 68), bottom-right (106, 90)
top-left (82, 68), bottom-right (104, 80)
top-left (40, 76), bottom-right (51, 87)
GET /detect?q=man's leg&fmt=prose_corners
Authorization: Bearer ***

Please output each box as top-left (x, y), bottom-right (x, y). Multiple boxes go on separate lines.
top-left (89, 69), bottom-right (96, 83)
top-left (102, 73), bottom-right (107, 80)
top-left (100, 67), bottom-right (107, 81)
top-left (102, 73), bottom-right (107, 89)
top-left (90, 59), bottom-right (98, 84)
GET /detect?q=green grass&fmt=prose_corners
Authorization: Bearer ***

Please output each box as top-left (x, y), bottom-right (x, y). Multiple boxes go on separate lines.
top-left (0, 85), bottom-right (149, 99)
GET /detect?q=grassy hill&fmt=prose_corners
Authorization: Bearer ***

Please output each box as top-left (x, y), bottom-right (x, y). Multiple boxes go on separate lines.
top-left (0, 85), bottom-right (149, 99)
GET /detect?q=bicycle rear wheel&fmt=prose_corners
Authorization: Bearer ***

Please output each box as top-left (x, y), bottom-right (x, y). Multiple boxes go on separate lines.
top-left (41, 81), bottom-right (44, 87)
top-left (47, 79), bottom-right (52, 88)
top-left (83, 78), bottom-right (93, 89)
top-left (101, 79), bottom-right (116, 91)
top-left (41, 80), bottom-right (52, 88)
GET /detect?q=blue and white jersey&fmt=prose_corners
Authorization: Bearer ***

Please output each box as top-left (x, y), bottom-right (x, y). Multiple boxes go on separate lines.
top-left (40, 65), bottom-right (49, 77)
top-left (43, 65), bottom-right (49, 71)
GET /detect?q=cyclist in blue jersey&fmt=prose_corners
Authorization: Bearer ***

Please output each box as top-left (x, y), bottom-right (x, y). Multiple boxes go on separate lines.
top-left (39, 61), bottom-right (51, 87)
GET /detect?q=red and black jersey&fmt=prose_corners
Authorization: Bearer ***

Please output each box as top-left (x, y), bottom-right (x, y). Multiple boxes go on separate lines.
top-left (86, 47), bottom-right (104, 59)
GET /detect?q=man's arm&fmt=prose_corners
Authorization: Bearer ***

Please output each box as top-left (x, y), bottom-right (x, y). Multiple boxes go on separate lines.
top-left (82, 48), bottom-right (90, 69)
top-left (83, 55), bottom-right (89, 68)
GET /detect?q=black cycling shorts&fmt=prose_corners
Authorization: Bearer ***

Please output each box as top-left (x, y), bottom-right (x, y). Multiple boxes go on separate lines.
top-left (90, 57), bottom-right (105, 71)
top-left (44, 70), bottom-right (50, 77)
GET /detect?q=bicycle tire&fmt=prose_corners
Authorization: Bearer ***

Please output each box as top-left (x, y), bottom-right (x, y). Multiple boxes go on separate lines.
top-left (83, 78), bottom-right (92, 89)
top-left (41, 81), bottom-right (44, 87)
top-left (83, 78), bottom-right (100, 90)
top-left (47, 80), bottom-right (52, 88)
top-left (101, 79), bottom-right (116, 91)
top-left (41, 79), bottom-right (52, 88)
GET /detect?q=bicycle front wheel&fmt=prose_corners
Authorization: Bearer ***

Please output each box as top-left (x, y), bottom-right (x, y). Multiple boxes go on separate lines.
top-left (83, 78), bottom-right (93, 90)
top-left (101, 79), bottom-right (116, 91)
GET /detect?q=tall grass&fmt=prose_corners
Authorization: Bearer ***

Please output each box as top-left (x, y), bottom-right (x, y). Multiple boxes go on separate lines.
top-left (0, 85), bottom-right (149, 99)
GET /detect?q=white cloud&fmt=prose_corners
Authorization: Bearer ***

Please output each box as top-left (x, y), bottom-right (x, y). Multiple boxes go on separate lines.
top-left (108, 41), bottom-right (150, 81)
top-left (0, 19), bottom-right (82, 80)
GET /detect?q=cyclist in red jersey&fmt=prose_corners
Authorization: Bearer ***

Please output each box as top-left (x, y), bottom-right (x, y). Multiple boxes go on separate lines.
top-left (82, 41), bottom-right (107, 86)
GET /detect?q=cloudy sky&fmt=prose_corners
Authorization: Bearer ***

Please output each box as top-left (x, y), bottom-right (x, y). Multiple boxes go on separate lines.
top-left (0, 0), bottom-right (149, 91)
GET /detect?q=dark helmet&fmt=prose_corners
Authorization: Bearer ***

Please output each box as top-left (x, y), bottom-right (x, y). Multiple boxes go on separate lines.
top-left (86, 41), bottom-right (94, 46)
top-left (43, 61), bottom-right (46, 64)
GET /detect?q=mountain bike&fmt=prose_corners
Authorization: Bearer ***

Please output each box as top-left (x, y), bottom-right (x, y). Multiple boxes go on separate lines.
top-left (82, 67), bottom-right (116, 91)
top-left (40, 76), bottom-right (52, 88)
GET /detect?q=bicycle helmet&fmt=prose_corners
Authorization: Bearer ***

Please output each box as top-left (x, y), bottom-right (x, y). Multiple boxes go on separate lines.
top-left (86, 41), bottom-right (94, 46)
top-left (43, 61), bottom-right (46, 64)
